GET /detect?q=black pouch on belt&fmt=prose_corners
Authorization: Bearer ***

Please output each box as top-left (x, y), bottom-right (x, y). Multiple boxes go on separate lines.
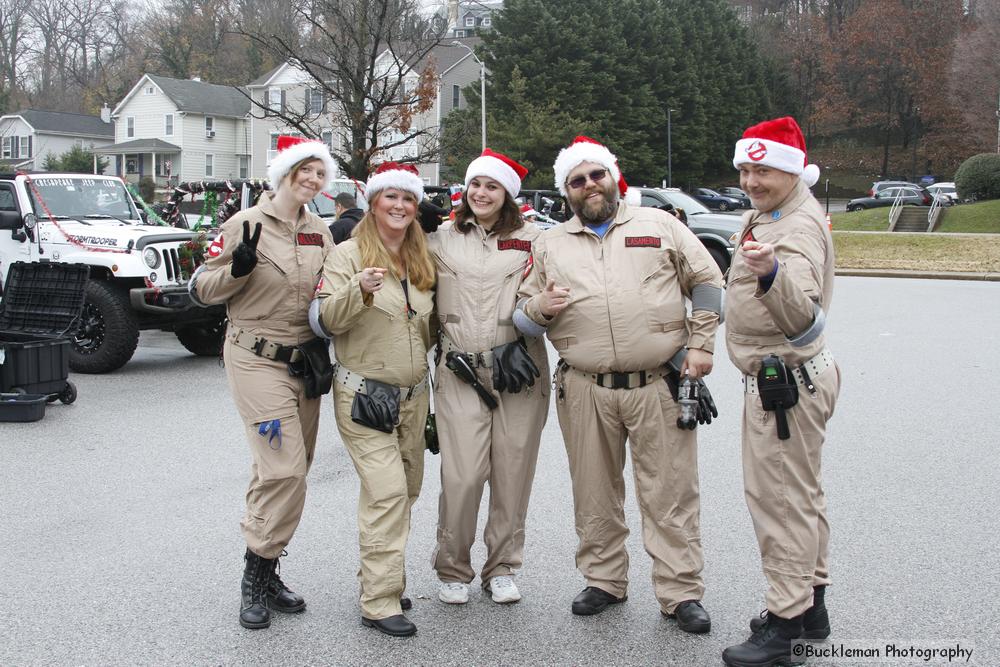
top-left (351, 379), bottom-right (401, 433)
top-left (295, 337), bottom-right (334, 399)
top-left (757, 354), bottom-right (799, 440)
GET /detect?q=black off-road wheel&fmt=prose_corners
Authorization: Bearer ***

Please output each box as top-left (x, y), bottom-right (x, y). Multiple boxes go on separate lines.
top-left (174, 317), bottom-right (227, 357)
top-left (70, 281), bottom-right (140, 374)
top-left (707, 245), bottom-right (730, 275)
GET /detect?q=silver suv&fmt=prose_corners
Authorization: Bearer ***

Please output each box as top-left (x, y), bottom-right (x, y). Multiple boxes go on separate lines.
top-left (636, 187), bottom-right (740, 274)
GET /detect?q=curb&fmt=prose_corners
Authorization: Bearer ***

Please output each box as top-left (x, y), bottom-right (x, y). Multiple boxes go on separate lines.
top-left (835, 268), bottom-right (1000, 281)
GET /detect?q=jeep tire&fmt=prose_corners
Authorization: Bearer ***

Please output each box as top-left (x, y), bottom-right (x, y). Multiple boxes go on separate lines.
top-left (174, 317), bottom-right (227, 357)
top-left (70, 281), bottom-right (140, 374)
top-left (707, 245), bottom-right (730, 275)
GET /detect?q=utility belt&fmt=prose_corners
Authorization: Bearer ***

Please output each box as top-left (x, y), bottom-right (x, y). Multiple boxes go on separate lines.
top-left (334, 363), bottom-right (428, 402)
top-left (439, 332), bottom-right (494, 369)
top-left (563, 361), bottom-right (671, 390)
top-left (231, 329), bottom-right (303, 363)
top-left (743, 349), bottom-right (834, 396)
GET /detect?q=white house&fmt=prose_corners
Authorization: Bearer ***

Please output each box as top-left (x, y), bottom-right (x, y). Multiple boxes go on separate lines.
top-left (101, 74), bottom-right (252, 186)
top-left (0, 109), bottom-right (114, 172)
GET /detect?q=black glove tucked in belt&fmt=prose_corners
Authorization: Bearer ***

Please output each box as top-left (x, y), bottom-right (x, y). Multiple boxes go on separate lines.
top-left (491, 339), bottom-right (540, 394)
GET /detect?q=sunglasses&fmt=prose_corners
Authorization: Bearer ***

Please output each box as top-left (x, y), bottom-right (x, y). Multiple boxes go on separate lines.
top-left (567, 168), bottom-right (608, 190)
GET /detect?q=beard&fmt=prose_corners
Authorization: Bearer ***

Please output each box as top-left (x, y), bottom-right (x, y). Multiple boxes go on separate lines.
top-left (570, 183), bottom-right (618, 226)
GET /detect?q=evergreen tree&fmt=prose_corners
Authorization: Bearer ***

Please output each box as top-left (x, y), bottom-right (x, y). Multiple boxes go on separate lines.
top-left (42, 145), bottom-right (109, 173)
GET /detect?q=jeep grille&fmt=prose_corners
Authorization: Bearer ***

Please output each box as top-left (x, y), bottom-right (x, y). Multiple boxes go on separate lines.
top-left (164, 247), bottom-right (181, 281)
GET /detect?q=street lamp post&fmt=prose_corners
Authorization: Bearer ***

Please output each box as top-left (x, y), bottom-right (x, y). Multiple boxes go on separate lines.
top-left (667, 108), bottom-right (677, 188)
top-left (452, 41), bottom-right (486, 151)
top-left (995, 89), bottom-right (999, 154)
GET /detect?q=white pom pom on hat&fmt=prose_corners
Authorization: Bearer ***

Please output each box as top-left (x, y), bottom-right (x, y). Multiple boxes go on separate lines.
top-left (732, 116), bottom-right (820, 187)
top-left (267, 135), bottom-right (336, 190)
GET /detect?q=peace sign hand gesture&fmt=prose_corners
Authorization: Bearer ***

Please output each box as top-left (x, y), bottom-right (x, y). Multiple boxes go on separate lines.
top-left (231, 221), bottom-right (262, 278)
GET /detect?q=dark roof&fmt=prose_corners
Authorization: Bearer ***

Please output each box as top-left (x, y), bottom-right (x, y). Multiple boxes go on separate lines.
top-left (248, 64), bottom-right (285, 88)
top-left (418, 37), bottom-right (483, 74)
top-left (96, 138), bottom-right (182, 154)
top-left (13, 109), bottom-right (113, 137)
top-left (146, 74), bottom-right (251, 117)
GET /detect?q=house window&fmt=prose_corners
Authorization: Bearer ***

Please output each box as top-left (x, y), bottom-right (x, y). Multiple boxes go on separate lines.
top-left (482, 16), bottom-right (491, 27)
top-left (144, 85), bottom-right (155, 95)
top-left (454, 29), bottom-right (466, 37)
top-left (205, 116), bottom-right (215, 137)
top-left (239, 155), bottom-right (249, 179)
top-left (155, 155), bottom-right (170, 176)
top-left (2, 136), bottom-right (11, 159)
top-left (20, 136), bottom-right (30, 157)
top-left (126, 117), bottom-right (135, 138)
top-left (465, 16), bottom-right (475, 27)
top-left (321, 130), bottom-right (333, 151)
top-left (126, 157), bottom-right (138, 174)
top-left (306, 88), bottom-right (324, 115)
top-left (205, 154), bottom-right (214, 177)
top-left (452, 84), bottom-right (461, 109)
top-left (164, 114), bottom-right (173, 136)
top-left (268, 87), bottom-right (282, 112)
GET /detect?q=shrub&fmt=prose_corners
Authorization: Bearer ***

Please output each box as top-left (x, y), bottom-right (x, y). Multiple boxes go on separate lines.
top-left (138, 177), bottom-right (157, 203)
top-left (954, 153), bottom-right (1000, 201)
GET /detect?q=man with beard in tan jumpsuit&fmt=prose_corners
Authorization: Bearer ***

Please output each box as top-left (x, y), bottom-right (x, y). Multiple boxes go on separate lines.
top-left (516, 136), bottom-right (723, 633)
top-left (722, 117), bottom-right (839, 667)
top-left (190, 135), bottom-right (336, 629)
top-left (428, 149), bottom-right (549, 606)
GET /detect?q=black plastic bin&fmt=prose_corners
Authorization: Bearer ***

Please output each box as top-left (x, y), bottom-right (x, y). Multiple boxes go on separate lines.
top-left (0, 262), bottom-right (89, 411)
top-left (0, 393), bottom-right (47, 422)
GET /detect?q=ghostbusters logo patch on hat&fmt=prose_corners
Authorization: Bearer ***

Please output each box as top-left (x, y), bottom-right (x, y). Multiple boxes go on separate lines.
top-left (747, 141), bottom-right (768, 162)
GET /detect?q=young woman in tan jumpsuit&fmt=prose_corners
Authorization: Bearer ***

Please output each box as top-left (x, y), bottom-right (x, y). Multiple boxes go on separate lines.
top-left (312, 163), bottom-right (435, 638)
top-left (189, 136), bottom-right (336, 630)
top-left (427, 149), bottom-right (549, 606)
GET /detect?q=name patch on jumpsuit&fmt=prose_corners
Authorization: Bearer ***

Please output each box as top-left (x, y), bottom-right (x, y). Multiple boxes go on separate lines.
top-left (625, 236), bottom-right (661, 248)
top-left (498, 239), bottom-right (531, 252)
top-left (297, 233), bottom-right (325, 246)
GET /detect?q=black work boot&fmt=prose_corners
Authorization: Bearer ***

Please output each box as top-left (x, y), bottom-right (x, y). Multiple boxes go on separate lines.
top-left (267, 551), bottom-right (306, 613)
top-left (723, 613), bottom-right (805, 667)
top-left (240, 548), bottom-right (274, 629)
top-left (750, 586), bottom-right (830, 640)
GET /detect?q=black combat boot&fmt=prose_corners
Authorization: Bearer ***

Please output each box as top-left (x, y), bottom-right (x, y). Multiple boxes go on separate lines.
top-left (723, 613), bottom-right (805, 667)
top-left (240, 548), bottom-right (273, 629)
top-left (267, 550), bottom-right (306, 613)
top-left (750, 586), bottom-right (830, 640)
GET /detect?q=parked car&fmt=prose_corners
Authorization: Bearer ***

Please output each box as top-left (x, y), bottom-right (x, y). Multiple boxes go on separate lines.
top-left (717, 187), bottom-right (752, 208)
top-left (636, 187), bottom-right (740, 273)
top-left (868, 180), bottom-right (920, 197)
top-left (691, 187), bottom-right (743, 212)
top-left (847, 186), bottom-right (933, 211)
top-left (926, 182), bottom-right (959, 205)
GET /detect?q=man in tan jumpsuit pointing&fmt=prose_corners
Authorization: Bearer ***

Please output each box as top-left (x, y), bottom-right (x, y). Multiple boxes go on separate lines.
top-left (722, 117), bottom-right (840, 667)
top-left (516, 136), bottom-right (724, 633)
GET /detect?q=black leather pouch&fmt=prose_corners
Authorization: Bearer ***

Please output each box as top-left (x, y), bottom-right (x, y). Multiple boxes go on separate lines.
top-left (296, 338), bottom-right (333, 399)
top-left (351, 379), bottom-right (401, 433)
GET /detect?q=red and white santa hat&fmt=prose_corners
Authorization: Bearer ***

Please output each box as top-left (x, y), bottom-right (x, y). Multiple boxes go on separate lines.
top-left (364, 161), bottom-right (424, 203)
top-left (733, 116), bottom-right (820, 187)
top-left (267, 135), bottom-right (336, 190)
top-left (464, 148), bottom-right (528, 198)
top-left (553, 135), bottom-right (640, 205)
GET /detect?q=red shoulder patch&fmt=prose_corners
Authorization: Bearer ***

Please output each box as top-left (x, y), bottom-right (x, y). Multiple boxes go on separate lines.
top-left (741, 228), bottom-right (756, 244)
top-left (297, 233), bottom-right (324, 247)
top-left (498, 239), bottom-right (531, 252)
top-left (625, 236), bottom-right (661, 248)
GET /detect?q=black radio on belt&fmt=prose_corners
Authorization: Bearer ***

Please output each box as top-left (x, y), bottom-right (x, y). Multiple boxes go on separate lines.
top-left (757, 354), bottom-right (799, 440)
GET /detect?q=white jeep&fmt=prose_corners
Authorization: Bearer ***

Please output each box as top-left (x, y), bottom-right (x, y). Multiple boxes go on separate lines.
top-left (0, 172), bottom-right (226, 373)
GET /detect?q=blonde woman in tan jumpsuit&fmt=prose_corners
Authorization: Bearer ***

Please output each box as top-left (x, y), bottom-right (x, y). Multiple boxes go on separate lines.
top-left (189, 136), bottom-right (336, 630)
top-left (723, 117), bottom-right (839, 667)
top-left (311, 163), bottom-right (434, 638)
top-left (427, 149), bottom-right (549, 606)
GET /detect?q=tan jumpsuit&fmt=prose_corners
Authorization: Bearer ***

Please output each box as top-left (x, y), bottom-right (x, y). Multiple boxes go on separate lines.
top-left (518, 202), bottom-right (723, 613)
top-left (427, 220), bottom-right (550, 587)
top-left (316, 239), bottom-right (433, 620)
top-left (190, 193), bottom-right (332, 559)
top-left (725, 179), bottom-right (840, 619)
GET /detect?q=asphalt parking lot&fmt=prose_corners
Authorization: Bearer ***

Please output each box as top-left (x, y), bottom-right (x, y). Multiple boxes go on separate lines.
top-left (2, 276), bottom-right (998, 666)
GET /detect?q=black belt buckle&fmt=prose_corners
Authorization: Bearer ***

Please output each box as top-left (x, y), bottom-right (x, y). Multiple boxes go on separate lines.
top-left (611, 373), bottom-right (629, 390)
top-left (252, 336), bottom-right (267, 356)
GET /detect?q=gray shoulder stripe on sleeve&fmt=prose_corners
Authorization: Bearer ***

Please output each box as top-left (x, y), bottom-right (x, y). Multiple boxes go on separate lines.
top-left (691, 283), bottom-right (723, 319)
top-left (188, 264), bottom-right (209, 308)
top-left (513, 304), bottom-right (547, 338)
top-left (787, 301), bottom-right (825, 348)
top-left (308, 297), bottom-right (334, 340)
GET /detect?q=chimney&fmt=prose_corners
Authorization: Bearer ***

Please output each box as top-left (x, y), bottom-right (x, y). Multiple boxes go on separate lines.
top-left (100, 104), bottom-right (111, 124)
top-left (448, 0), bottom-right (459, 32)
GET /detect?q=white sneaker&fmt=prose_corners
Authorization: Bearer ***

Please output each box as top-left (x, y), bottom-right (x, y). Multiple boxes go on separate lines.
top-left (487, 575), bottom-right (521, 604)
top-left (438, 581), bottom-right (469, 604)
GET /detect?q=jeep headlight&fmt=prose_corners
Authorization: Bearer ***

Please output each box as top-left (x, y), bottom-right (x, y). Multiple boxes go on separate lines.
top-left (143, 247), bottom-right (161, 269)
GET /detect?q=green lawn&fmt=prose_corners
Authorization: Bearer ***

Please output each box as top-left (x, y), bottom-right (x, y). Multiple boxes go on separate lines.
top-left (833, 232), bottom-right (1000, 273)
top-left (831, 199), bottom-right (1000, 233)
